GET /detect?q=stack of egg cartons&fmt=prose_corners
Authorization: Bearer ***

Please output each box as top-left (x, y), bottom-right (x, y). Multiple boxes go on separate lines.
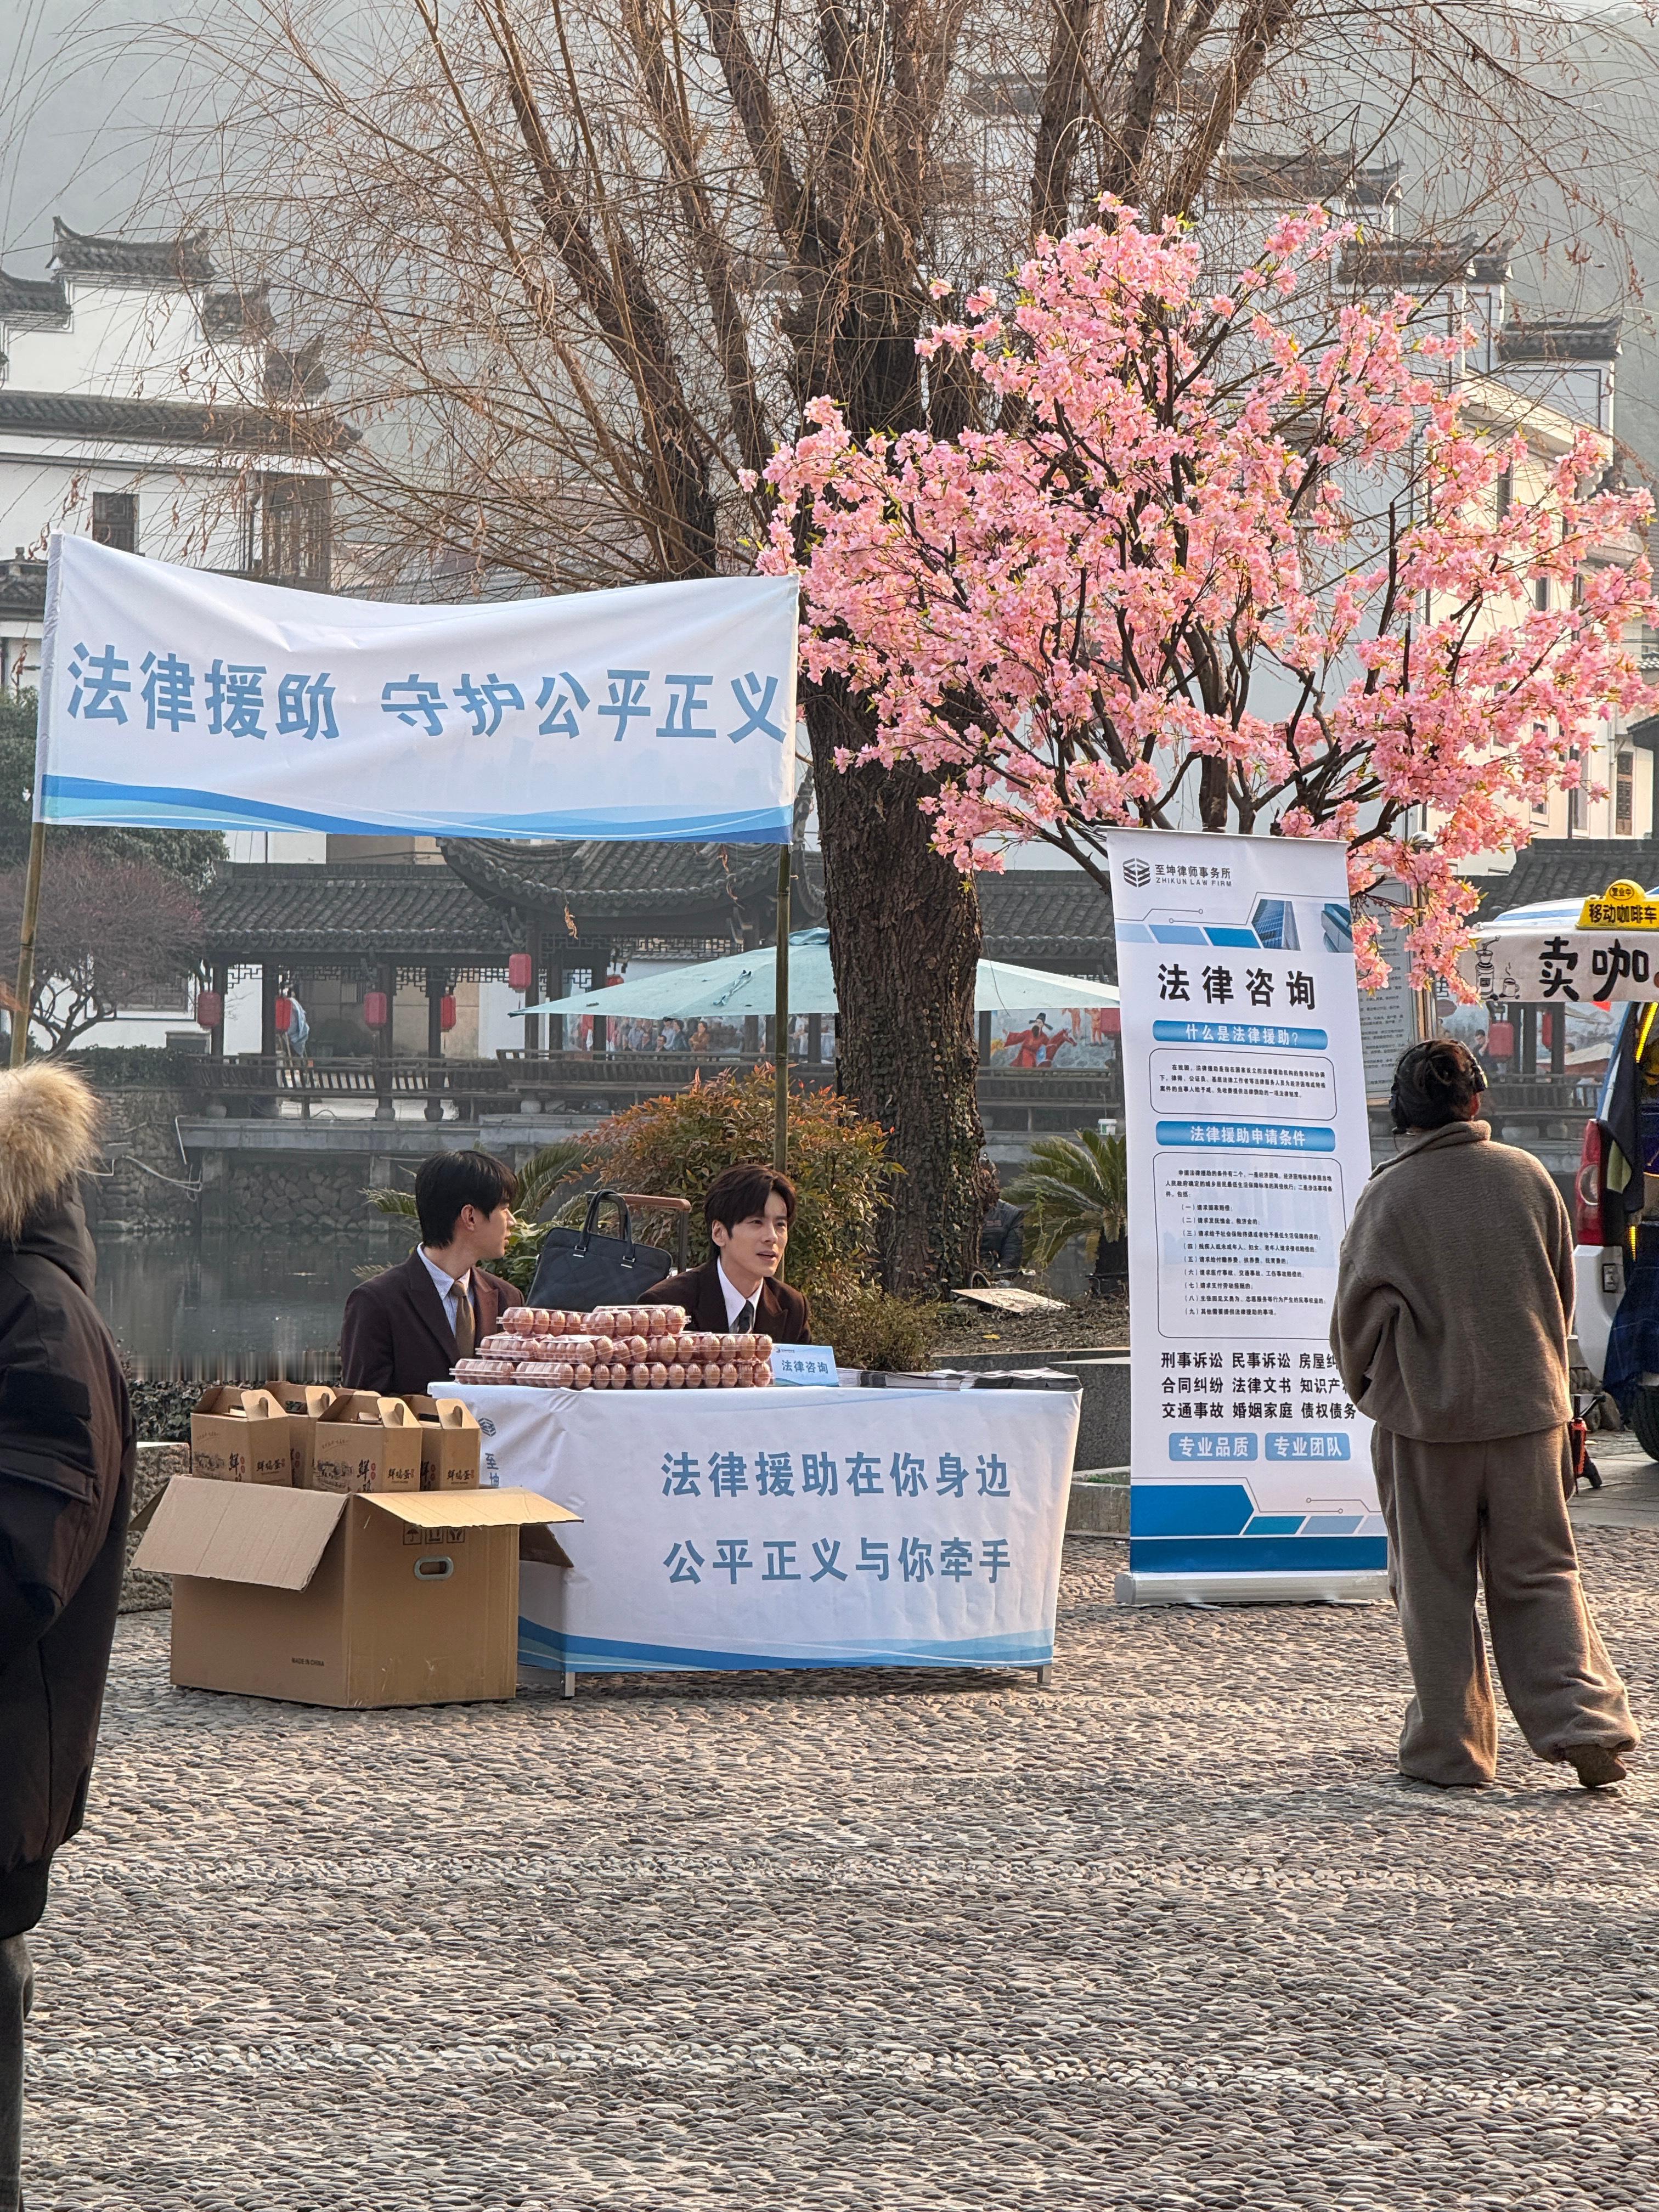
top-left (452, 1304), bottom-right (775, 1389)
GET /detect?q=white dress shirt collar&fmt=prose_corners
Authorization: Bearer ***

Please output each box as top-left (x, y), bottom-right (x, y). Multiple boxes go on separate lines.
top-left (418, 1246), bottom-right (471, 1311)
top-left (715, 1259), bottom-right (760, 1328)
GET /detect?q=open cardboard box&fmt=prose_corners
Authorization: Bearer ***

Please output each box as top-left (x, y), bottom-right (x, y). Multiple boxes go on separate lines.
top-left (190, 1387), bottom-right (292, 1486)
top-left (403, 1395), bottom-right (482, 1491)
top-left (133, 1476), bottom-right (580, 1709)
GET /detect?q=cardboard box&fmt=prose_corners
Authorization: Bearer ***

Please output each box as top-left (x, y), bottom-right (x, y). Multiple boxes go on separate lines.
top-left (404, 1396), bottom-right (482, 1492)
top-left (133, 1476), bottom-right (581, 1708)
top-left (259, 1378), bottom-right (335, 1488)
top-left (190, 1387), bottom-right (292, 1487)
top-left (308, 1392), bottom-right (424, 1494)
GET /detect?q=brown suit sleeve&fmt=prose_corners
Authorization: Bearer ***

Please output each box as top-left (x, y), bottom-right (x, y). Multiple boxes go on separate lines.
top-left (340, 1280), bottom-right (396, 1393)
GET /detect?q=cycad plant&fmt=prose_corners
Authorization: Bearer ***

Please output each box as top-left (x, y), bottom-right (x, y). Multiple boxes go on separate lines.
top-left (363, 1140), bottom-right (587, 1293)
top-left (1006, 1130), bottom-right (1128, 1284)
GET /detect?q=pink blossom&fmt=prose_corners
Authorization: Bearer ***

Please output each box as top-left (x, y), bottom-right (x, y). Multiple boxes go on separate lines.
top-left (760, 206), bottom-right (1658, 993)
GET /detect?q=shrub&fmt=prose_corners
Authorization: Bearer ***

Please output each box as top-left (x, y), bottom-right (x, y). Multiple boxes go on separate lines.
top-left (582, 1067), bottom-right (896, 1311)
top-left (811, 1279), bottom-right (936, 1373)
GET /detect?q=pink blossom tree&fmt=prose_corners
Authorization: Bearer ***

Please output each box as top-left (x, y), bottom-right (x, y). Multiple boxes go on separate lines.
top-left (761, 206), bottom-right (1658, 989)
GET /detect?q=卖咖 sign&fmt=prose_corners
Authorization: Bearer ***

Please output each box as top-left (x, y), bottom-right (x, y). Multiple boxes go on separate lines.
top-left (1107, 829), bottom-right (1385, 1606)
top-left (37, 534), bottom-right (798, 843)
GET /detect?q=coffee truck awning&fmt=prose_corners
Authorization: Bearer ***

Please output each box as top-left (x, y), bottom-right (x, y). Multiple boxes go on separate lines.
top-left (1464, 879), bottom-right (1659, 1002)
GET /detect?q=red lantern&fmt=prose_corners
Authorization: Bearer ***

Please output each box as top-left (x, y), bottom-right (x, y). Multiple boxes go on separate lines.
top-left (273, 994), bottom-right (293, 1034)
top-left (362, 990), bottom-right (390, 1029)
top-left (1486, 1020), bottom-right (1515, 1060)
top-left (195, 990), bottom-right (224, 1031)
top-left (439, 993), bottom-right (457, 1032)
top-left (507, 952), bottom-right (533, 991)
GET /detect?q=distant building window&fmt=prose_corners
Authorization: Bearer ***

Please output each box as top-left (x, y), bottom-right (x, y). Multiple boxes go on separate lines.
top-left (259, 474), bottom-right (331, 588)
top-left (1496, 467), bottom-right (1512, 520)
top-left (92, 491), bottom-right (137, 553)
top-left (1534, 574), bottom-right (1550, 613)
top-left (1570, 774), bottom-right (1587, 833)
top-left (1617, 747), bottom-right (1635, 838)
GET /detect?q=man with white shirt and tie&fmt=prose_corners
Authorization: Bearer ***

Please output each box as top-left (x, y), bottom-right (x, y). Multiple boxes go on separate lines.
top-left (642, 1163), bottom-right (813, 1344)
top-left (340, 1150), bottom-right (523, 1395)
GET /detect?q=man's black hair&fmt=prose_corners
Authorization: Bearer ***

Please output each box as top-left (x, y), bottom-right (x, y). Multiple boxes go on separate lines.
top-left (1389, 1039), bottom-right (1487, 1134)
top-left (415, 1150), bottom-right (517, 1247)
top-left (704, 1162), bottom-right (797, 1240)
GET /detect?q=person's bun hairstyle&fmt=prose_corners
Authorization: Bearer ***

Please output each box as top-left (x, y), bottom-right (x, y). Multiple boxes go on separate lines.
top-left (1388, 1038), bottom-right (1487, 1134)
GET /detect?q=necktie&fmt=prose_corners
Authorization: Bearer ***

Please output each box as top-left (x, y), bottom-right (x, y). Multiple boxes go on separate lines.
top-left (735, 1299), bottom-right (755, 1334)
top-left (452, 1280), bottom-right (475, 1358)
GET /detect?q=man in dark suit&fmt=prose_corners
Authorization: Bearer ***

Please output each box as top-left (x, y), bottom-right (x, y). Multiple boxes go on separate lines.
top-left (644, 1163), bottom-right (813, 1343)
top-left (341, 1150), bottom-right (523, 1395)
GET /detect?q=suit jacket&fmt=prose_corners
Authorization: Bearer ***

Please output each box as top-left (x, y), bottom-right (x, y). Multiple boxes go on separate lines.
top-left (340, 1250), bottom-right (522, 1397)
top-left (642, 1259), bottom-right (813, 1345)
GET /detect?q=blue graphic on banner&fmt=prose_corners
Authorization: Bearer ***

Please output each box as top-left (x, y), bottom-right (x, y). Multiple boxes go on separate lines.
top-left (1154, 1120), bottom-right (1336, 1152)
top-left (38, 776), bottom-right (792, 844)
top-left (1128, 1481), bottom-right (1386, 1576)
top-left (517, 1620), bottom-right (1058, 1673)
top-left (1265, 1433), bottom-right (1351, 1461)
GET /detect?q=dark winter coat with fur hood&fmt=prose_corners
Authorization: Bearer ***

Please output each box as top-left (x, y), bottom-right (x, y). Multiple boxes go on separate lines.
top-left (0, 1064), bottom-right (133, 1939)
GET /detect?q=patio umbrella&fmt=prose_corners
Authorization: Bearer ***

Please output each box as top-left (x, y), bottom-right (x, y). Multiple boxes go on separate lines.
top-left (513, 929), bottom-right (1118, 1018)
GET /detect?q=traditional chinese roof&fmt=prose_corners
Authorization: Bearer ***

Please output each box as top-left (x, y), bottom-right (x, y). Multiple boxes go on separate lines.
top-left (0, 390), bottom-right (352, 454)
top-left (50, 218), bottom-right (216, 286)
top-left (975, 870), bottom-right (1114, 979)
top-left (1474, 839), bottom-right (1659, 919)
top-left (1338, 235), bottom-right (1482, 291)
top-left (0, 268), bottom-right (70, 323)
top-left (265, 338), bottom-right (329, 404)
top-left (1497, 316), bottom-right (1622, 365)
top-left (438, 836), bottom-right (793, 943)
top-left (201, 864), bottom-right (522, 969)
top-left (201, 283), bottom-right (276, 343)
top-left (1470, 244), bottom-right (1517, 288)
top-left (1214, 153), bottom-right (1403, 208)
top-left (0, 559), bottom-right (47, 622)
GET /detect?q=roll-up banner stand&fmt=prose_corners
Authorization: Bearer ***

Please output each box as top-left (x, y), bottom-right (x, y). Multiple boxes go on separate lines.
top-left (1108, 830), bottom-right (1387, 1606)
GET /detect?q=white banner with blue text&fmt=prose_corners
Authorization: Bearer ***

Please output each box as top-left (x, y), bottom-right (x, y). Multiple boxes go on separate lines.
top-left (437, 1383), bottom-right (1079, 1674)
top-left (37, 534), bottom-right (798, 842)
top-left (1108, 829), bottom-right (1384, 1605)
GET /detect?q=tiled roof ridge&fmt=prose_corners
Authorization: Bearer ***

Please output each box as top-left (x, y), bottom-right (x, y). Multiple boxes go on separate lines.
top-left (0, 389), bottom-right (351, 453)
top-left (50, 217), bottom-right (216, 285)
top-left (0, 267), bottom-right (70, 320)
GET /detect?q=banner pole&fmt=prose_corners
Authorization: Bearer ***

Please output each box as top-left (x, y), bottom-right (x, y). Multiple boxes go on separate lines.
top-left (9, 819), bottom-right (44, 1068)
top-left (774, 847), bottom-right (791, 1177)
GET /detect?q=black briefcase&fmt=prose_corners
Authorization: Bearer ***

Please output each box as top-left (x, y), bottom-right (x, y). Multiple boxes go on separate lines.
top-left (526, 1190), bottom-right (674, 1310)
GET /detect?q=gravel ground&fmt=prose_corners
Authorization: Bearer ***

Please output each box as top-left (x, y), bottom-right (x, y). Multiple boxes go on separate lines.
top-left (25, 1529), bottom-right (1659, 2211)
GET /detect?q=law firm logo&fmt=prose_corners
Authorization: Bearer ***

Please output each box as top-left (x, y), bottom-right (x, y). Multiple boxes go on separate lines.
top-left (1123, 858), bottom-right (1152, 888)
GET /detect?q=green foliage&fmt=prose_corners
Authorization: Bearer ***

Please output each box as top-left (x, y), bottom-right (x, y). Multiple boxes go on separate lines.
top-left (581, 1067), bottom-right (896, 1310)
top-left (0, 690), bottom-right (225, 886)
top-left (362, 1141), bottom-right (588, 1294)
top-left (1006, 1131), bottom-right (1128, 1270)
top-left (811, 1279), bottom-right (936, 1373)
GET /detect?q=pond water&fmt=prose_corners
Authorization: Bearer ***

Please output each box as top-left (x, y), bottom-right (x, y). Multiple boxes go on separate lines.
top-left (93, 1225), bottom-right (408, 1382)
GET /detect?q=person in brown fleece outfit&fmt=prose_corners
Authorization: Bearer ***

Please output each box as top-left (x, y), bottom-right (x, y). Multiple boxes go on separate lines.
top-left (1333, 1038), bottom-right (1638, 1790)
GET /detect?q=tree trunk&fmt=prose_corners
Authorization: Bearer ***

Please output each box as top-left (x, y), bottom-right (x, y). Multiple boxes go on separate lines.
top-left (807, 678), bottom-right (992, 1293)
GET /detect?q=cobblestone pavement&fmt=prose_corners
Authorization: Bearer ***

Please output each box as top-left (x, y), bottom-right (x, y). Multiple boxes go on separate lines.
top-left (25, 1532), bottom-right (1659, 2211)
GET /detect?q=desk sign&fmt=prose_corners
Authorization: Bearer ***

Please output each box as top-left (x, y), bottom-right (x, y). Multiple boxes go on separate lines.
top-left (770, 1343), bottom-right (840, 1387)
